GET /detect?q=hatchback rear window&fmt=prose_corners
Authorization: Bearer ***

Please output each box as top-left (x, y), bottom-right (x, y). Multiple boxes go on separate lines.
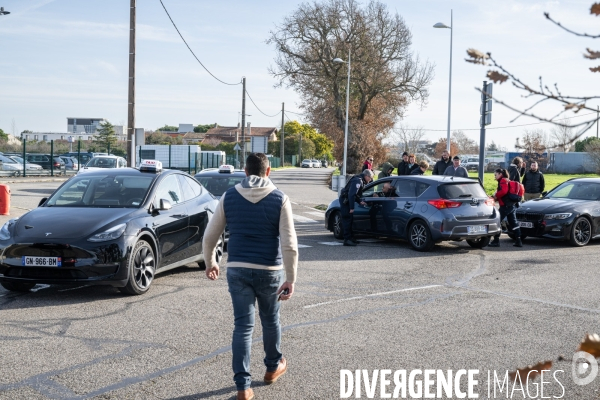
top-left (438, 182), bottom-right (487, 199)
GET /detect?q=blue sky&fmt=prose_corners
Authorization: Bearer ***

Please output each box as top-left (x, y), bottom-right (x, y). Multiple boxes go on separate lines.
top-left (0, 0), bottom-right (598, 150)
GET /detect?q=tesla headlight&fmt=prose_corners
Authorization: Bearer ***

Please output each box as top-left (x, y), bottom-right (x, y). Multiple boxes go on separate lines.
top-left (0, 219), bottom-right (18, 240)
top-left (544, 213), bottom-right (572, 220)
top-left (87, 223), bottom-right (126, 242)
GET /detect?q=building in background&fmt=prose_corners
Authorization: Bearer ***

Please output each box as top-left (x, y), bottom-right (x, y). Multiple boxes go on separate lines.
top-left (67, 118), bottom-right (124, 136)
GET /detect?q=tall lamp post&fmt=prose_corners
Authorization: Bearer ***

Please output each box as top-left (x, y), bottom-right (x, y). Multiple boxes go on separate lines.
top-left (434, 10), bottom-right (453, 153)
top-left (332, 52), bottom-right (351, 194)
top-left (0, 7), bottom-right (10, 15)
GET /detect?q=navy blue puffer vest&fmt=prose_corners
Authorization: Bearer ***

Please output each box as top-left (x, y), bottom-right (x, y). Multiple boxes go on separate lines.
top-left (223, 187), bottom-right (284, 266)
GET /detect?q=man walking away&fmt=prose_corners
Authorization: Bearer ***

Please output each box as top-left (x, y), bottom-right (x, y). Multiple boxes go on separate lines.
top-left (339, 169), bottom-right (374, 246)
top-left (443, 156), bottom-right (469, 178)
top-left (432, 150), bottom-right (452, 175)
top-left (397, 152), bottom-right (409, 175)
top-left (522, 161), bottom-right (545, 201)
top-left (203, 153), bottom-right (298, 400)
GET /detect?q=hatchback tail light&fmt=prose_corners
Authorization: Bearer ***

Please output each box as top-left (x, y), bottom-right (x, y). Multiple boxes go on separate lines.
top-left (427, 199), bottom-right (462, 209)
top-left (485, 197), bottom-right (495, 206)
top-left (53, 162), bottom-right (61, 167)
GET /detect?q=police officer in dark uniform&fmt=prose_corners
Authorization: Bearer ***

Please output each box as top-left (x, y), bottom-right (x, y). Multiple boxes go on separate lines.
top-left (339, 169), bottom-right (374, 246)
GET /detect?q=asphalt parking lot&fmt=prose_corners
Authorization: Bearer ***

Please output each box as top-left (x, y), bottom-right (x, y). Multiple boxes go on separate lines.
top-left (1, 168), bottom-right (599, 399)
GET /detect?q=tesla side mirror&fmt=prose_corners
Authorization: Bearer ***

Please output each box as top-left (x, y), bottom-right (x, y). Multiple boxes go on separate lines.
top-left (38, 198), bottom-right (47, 207)
top-left (159, 199), bottom-right (172, 210)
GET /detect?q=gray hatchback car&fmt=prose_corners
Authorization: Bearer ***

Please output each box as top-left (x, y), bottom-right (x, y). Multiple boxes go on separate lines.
top-left (325, 175), bottom-right (501, 251)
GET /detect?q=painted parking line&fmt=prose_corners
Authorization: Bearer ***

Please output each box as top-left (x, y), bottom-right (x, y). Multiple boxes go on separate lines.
top-left (303, 285), bottom-right (443, 309)
top-left (293, 214), bottom-right (318, 223)
top-left (318, 241), bottom-right (343, 246)
top-left (297, 244), bottom-right (312, 248)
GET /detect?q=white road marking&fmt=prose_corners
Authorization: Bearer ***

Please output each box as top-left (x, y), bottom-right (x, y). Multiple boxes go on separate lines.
top-left (30, 284), bottom-right (51, 292)
top-left (303, 285), bottom-right (443, 309)
top-left (305, 211), bottom-right (325, 217)
top-left (297, 244), bottom-right (312, 248)
top-left (318, 241), bottom-right (343, 246)
top-left (293, 214), bottom-right (318, 223)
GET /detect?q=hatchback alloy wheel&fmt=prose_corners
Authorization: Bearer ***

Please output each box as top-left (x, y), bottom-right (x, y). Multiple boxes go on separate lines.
top-left (333, 211), bottom-right (343, 239)
top-left (570, 217), bottom-right (591, 247)
top-left (409, 220), bottom-right (434, 252)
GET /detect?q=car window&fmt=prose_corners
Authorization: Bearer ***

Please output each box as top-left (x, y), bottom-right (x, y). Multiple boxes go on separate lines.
top-left (177, 175), bottom-right (200, 202)
top-left (196, 175), bottom-right (245, 196)
top-left (438, 182), bottom-right (487, 199)
top-left (153, 175), bottom-right (182, 208)
top-left (549, 182), bottom-right (600, 200)
top-left (416, 182), bottom-right (430, 197)
top-left (363, 180), bottom-right (393, 197)
top-left (394, 179), bottom-right (417, 197)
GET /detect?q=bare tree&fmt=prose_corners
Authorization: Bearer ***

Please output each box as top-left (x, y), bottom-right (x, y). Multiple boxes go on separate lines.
top-left (584, 141), bottom-right (600, 173)
top-left (390, 124), bottom-right (426, 155)
top-left (550, 123), bottom-right (574, 152)
top-left (465, 3), bottom-right (600, 144)
top-left (267, 0), bottom-right (434, 173)
top-left (452, 130), bottom-right (479, 155)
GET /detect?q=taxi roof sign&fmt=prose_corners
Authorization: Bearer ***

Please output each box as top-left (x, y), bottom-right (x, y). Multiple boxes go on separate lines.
top-left (218, 165), bottom-right (235, 173)
top-left (140, 159), bottom-right (163, 173)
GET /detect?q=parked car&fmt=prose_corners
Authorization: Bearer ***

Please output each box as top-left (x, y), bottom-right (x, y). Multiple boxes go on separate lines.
top-left (24, 154), bottom-right (65, 172)
top-left (301, 159), bottom-right (313, 168)
top-left (60, 156), bottom-right (79, 171)
top-left (512, 178), bottom-right (600, 246)
top-left (78, 156), bottom-right (127, 174)
top-left (0, 161), bottom-right (222, 295)
top-left (0, 155), bottom-right (24, 172)
top-left (6, 155), bottom-right (43, 171)
top-left (325, 175), bottom-right (500, 251)
top-left (321, 160), bottom-right (329, 168)
top-left (60, 152), bottom-right (96, 166)
top-left (312, 159), bottom-right (321, 168)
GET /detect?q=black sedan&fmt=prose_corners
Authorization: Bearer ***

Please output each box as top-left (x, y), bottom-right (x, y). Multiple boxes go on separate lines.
top-left (514, 178), bottom-right (600, 246)
top-left (0, 165), bottom-right (223, 294)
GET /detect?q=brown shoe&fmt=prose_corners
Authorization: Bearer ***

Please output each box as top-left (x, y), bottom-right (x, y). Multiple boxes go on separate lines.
top-left (236, 388), bottom-right (254, 400)
top-left (264, 358), bottom-right (287, 384)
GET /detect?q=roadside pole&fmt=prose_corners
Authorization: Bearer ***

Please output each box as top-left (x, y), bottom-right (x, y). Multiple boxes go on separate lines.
top-left (22, 139), bottom-right (26, 178)
top-left (241, 77), bottom-right (246, 168)
top-left (281, 102), bottom-right (285, 166)
top-left (479, 81), bottom-right (493, 183)
top-left (50, 140), bottom-right (54, 177)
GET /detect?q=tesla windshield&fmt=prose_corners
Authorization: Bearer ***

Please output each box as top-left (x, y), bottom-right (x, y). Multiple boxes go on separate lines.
top-left (547, 182), bottom-right (600, 200)
top-left (196, 176), bottom-right (245, 196)
top-left (46, 175), bottom-right (155, 207)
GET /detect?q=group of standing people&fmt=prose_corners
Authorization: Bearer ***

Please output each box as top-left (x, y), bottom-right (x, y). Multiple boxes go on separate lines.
top-left (395, 152), bottom-right (430, 176)
top-left (432, 150), bottom-right (469, 178)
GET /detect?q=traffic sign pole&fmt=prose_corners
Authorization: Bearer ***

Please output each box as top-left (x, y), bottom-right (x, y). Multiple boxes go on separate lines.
top-left (478, 81), bottom-right (493, 183)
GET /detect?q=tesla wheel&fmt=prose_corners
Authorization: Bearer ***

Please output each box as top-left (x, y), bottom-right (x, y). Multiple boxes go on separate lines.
top-left (1, 281), bottom-right (36, 292)
top-left (332, 211), bottom-right (343, 239)
top-left (569, 217), bottom-right (591, 247)
top-left (120, 240), bottom-right (155, 295)
top-left (198, 234), bottom-right (224, 270)
top-left (466, 236), bottom-right (491, 249)
top-left (408, 220), bottom-right (434, 252)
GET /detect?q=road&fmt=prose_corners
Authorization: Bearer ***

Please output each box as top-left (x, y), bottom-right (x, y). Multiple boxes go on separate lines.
top-left (1, 168), bottom-right (599, 399)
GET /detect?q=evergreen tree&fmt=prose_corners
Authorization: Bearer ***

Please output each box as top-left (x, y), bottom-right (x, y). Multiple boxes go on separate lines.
top-left (95, 121), bottom-right (117, 152)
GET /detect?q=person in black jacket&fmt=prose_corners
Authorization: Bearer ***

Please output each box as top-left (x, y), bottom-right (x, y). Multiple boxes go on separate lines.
top-left (508, 157), bottom-right (526, 182)
top-left (432, 150), bottom-right (452, 175)
top-left (397, 152), bottom-right (409, 175)
top-left (339, 169), bottom-right (374, 246)
top-left (406, 154), bottom-right (419, 175)
top-left (410, 160), bottom-right (429, 175)
top-left (522, 161), bottom-right (545, 201)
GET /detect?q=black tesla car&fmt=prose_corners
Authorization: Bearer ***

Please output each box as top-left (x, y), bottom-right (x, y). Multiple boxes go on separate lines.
top-left (0, 162), bottom-right (223, 295)
top-left (513, 178), bottom-right (600, 246)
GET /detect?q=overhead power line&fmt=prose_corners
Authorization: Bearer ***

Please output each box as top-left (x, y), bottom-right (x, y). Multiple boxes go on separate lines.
top-left (159, 0), bottom-right (241, 86)
top-left (245, 90), bottom-right (281, 118)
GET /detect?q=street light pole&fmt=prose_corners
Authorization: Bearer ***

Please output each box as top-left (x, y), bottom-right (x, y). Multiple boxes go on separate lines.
top-left (332, 51), bottom-right (351, 194)
top-left (434, 10), bottom-right (453, 153)
top-left (126, 0), bottom-right (136, 167)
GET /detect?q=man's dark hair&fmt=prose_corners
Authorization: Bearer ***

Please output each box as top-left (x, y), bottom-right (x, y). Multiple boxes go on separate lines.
top-left (453, 155), bottom-right (461, 160)
top-left (245, 153), bottom-right (269, 176)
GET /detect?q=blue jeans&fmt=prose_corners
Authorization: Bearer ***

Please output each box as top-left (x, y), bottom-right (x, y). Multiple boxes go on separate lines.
top-left (226, 267), bottom-right (284, 390)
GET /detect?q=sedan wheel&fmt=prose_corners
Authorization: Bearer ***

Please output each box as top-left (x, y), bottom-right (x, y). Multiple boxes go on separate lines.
top-left (466, 236), bottom-right (491, 249)
top-left (332, 211), bottom-right (343, 240)
top-left (569, 217), bottom-right (591, 247)
top-left (198, 234), bottom-right (224, 270)
top-left (1, 281), bottom-right (36, 292)
top-left (120, 240), bottom-right (155, 295)
top-left (409, 220), bottom-right (434, 252)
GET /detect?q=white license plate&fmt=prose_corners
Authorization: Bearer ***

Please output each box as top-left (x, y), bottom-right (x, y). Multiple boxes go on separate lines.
top-left (467, 225), bottom-right (487, 234)
top-left (519, 221), bottom-right (533, 228)
top-left (21, 256), bottom-right (62, 267)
